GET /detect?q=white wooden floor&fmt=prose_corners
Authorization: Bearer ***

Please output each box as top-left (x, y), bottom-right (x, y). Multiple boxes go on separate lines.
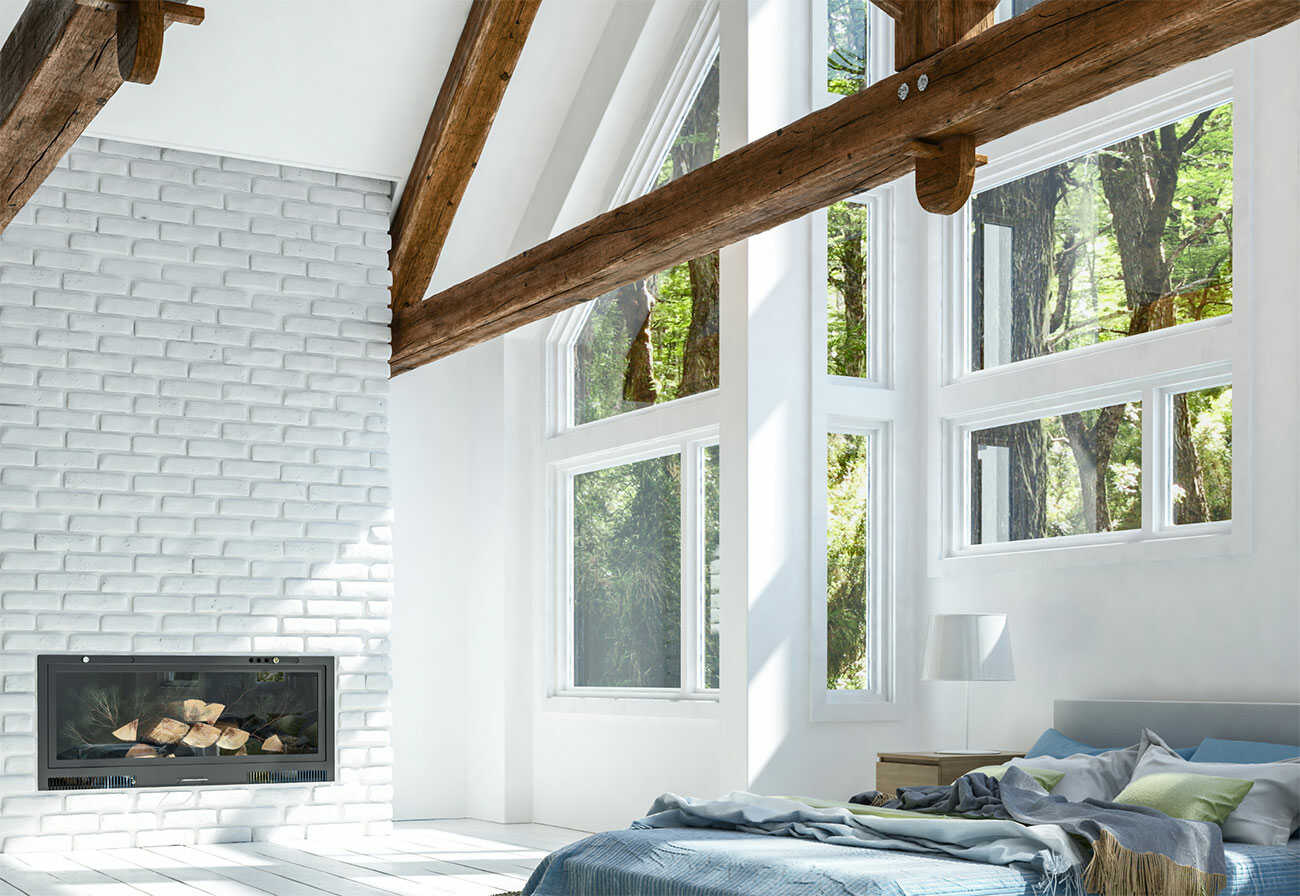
top-left (0, 820), bottom-right (589, 895)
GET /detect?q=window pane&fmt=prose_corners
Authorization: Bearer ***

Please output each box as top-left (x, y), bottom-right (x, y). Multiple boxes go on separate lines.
top-left (827, 199), bottom-right (871, 377)
top-left (573, 56), bottom-right (721, 425)
top-left (573, 455), bottom-right (682, 688)
top-left (701, 445), bottom-right (721, 689)
top-left (971, 103), bottom-right (1233, 371)
top-left (828, 0), bottom-right (868, 97)
top-left (1173, 385), bottom-right (1231, 524)
top-left (970, 402), bottom-right (1142, 544)
top-left (827, 432), bottom-right (870, 690)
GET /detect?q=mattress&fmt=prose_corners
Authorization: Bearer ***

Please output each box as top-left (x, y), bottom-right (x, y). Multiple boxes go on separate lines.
top-left (522, 827), bottom-right (1300, 896)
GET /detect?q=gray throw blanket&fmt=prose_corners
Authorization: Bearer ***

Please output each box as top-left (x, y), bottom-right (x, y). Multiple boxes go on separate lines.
top-left (860, 768), bottom-right (1228, 896)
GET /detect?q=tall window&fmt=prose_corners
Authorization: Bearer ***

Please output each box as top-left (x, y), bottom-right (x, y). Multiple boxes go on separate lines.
top-left (552, 33), bottom-right (722, 701)
top-left (573, 55), bottom-right (721, 427)
top-left (946, 96), bottom-right (1236, 554)
top-left (826, 431), bottom-right (871, 689)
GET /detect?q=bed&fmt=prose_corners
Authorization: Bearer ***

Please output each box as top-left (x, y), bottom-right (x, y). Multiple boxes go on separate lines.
top-left (520, 700), bottom-right (1300, 896)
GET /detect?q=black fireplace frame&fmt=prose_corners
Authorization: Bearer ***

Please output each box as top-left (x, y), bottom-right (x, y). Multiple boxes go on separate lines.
top-left (37, 654), bottom-right (335, 791)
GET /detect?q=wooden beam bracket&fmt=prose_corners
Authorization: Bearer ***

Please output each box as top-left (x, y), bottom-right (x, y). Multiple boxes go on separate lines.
top-left (910, 136), bottom-right (987, 214)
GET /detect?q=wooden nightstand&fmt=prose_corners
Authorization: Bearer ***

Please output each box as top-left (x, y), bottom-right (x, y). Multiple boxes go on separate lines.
top-left (876, 751), bottom-right (1024, 795)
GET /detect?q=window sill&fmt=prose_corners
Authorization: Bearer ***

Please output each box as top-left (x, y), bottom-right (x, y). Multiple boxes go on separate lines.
top-left (937, 523), bottom-right (1241, 576)
top-left (543, 691), bottom-right (721, 719)
top-left (812, 695), bottom-right (907, 724)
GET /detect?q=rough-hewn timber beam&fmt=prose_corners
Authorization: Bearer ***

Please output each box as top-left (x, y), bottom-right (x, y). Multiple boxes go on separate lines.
top-left (390, 0), bottom-right (1299, 376)
top-left (874, 0), bottom-right (1001, 69)
top-left (388, 0), bottom-right (542, 317)
top-left (0, 0), bottom-right (202, 235)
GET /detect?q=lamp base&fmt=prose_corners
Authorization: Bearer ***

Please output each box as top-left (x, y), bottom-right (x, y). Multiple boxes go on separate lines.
top-left (934, 748), bottom-right (1004, 755)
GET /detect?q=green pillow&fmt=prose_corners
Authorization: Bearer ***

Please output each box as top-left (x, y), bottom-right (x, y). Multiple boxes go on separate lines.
top-left (1113, 772), bottom-right (1254, 827)
top-left (970, 764), bottom-right (1065, 793)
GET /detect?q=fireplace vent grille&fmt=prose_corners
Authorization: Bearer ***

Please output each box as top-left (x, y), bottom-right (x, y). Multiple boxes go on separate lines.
top-left (47, 775), bottom-right (136, 790)
top-left (248, 768), bottom-right (329, 784)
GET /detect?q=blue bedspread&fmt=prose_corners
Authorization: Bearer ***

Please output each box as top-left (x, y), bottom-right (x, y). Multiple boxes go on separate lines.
top-left (522, 828), bottom-right (1300, 896)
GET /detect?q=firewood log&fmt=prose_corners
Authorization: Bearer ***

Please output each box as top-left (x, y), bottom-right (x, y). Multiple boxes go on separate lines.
top-left (125, 743), bottom-right (159, 758)
top-left (182, 722), bottom-right (221, 749)
top-left (144, 717), bottom-right (189, 745)
top-left (198, 702), bottom-right (224, 724)
top-left (176, 699), bottom-right (226, 723)
top-left (261, 734), bottom-right (284, 753)
top-left (216, 726), bottom-right (250, 750)
top-left (112, 719), bottom-right (139, 742)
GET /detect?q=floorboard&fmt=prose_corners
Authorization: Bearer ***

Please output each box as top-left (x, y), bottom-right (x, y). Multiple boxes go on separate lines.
top-left (0, 821), bottom-right (586, 896)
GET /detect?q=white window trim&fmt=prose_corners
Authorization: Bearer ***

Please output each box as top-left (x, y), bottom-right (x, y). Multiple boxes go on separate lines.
top-left (548, 427), bottom-right (721, 707)
top-left (542, 7), bottom-right (726, 714)
top-left (929, 50), bottom-right (1255, 575)
top-left (810, 418), bottom-right (899, 722)
top-left (808, 0), bottom-right (903, 722)
top-left (547, 8), bottom-right (721, 439)
top-left (811, 187), bottom-right (896, 390)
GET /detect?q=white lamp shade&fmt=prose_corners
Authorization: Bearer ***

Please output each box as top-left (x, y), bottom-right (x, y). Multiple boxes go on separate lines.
top-left (922, 614), bottom-right (1015, 681)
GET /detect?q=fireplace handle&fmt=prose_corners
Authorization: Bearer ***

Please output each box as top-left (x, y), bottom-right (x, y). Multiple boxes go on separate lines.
top-left (178, 778), bottom-right (210, 784)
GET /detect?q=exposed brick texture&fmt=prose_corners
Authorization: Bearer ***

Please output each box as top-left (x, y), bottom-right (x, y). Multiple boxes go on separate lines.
top-left (0, 138), bottom-right (394, 851)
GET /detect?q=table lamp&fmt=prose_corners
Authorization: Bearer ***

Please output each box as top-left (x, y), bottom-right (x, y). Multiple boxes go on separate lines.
top-left (922, 613), bottom-right (1015, 754)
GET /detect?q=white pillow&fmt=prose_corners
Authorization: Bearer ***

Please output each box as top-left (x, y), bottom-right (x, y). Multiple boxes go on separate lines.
top-left (1131, 729), bottom-right (1300, 846)
top-left (1006, 740), bottom-right (1141, 802)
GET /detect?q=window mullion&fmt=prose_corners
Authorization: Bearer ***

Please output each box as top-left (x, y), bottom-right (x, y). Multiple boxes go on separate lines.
top-left (680, 440), bottom-right (701, 695)
top-left (1141, 384), bottom-right (1160, 535)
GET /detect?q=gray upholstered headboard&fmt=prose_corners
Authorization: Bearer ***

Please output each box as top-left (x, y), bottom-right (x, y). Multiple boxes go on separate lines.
top-left (1053, 700), bottom-right (1300, 748)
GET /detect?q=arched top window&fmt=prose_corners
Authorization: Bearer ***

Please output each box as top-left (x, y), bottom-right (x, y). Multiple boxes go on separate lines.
top-left (569, 52), bottom-right (721, 428)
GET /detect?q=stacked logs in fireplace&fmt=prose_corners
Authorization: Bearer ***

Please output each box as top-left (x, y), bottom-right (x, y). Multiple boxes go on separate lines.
top-left (106, 698), bottom-right (298, 759)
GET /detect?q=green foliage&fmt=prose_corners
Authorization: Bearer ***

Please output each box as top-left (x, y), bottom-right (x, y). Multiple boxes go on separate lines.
top-left (573, 456), bottom-right (683, 688)
top-left (1178, 385), bottom-right (1232, 522)
top-left (1041, 404), bottom-right (1142, 537)
top-left (827, 200), bottom-right (871, 377)
top-left (702, 445), bottom-right (721, 689)
top-left (827, 0), bottom-right (868, 97)
top-left (573, 55), bottom-right (721, 427)
top-left (980, 104), bottom-right (1234, 364)
top-left (970, 103), bottom-right (1234, 542)
top-left (826, 433), bottom-right (869, 690)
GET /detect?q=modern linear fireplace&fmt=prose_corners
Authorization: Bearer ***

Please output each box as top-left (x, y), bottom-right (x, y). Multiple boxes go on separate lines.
top-left (37, 655), bottom-right (334, 791)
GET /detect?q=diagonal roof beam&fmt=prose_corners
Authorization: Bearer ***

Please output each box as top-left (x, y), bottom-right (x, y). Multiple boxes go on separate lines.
top-left (0, 0), bottom-right (203, 235)
top-left (388, 0), bottom-right (542, 317)
top-left (390, 0), bottom-right (1299, 376)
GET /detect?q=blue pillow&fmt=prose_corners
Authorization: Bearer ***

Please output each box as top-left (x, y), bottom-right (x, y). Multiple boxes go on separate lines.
top-left (1027, 728), bottom-right (1196, 760)
top-left (1190, 738), bottom-right (1300, 764)
top-left (1027, 728), bottom-right (1108, 758)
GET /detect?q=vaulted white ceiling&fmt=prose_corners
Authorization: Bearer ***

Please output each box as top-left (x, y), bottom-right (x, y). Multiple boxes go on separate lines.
top-left (0, 0), bottom-right (699, 297)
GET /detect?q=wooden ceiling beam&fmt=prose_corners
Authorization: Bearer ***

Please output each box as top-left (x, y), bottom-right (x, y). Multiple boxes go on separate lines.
top-left (387, 0), bottom-right (542, 317)
top-left (883, 0), bottom-right (1002, 70)
top-left (0, 0), bottom-right (202, 235)
top-left (389, 0), bottom-right (1299, 376)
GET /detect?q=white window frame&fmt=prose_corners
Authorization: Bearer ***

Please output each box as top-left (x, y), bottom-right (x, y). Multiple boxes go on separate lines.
top-left (542, 4), bottom-right (724, 714)
top-left (809, 0), bottom-right (902, 722)
top-left (550, 428), bottom-right (720, 704)
top-left (932, 54), bottom-right (1254, 574)
top-left (548, 14), bottom-right (720, 439)
top-left (810, 419), bottom-right (897, 720)
top-left (813, 188), bottom-right (895, 388)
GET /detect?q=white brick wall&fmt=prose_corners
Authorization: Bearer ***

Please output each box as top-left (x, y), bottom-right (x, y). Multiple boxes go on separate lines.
top-left (0, 137), bottom-right (394, 852)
